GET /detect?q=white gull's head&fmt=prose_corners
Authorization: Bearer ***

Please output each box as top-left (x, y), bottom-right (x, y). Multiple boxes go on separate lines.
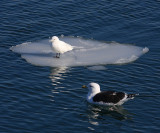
top-left (87, 82), bottom-right (101, 94)
top-left (83, 82), bottom-right (101, 102)
top-left (50, 36), bottom-right (59, 42)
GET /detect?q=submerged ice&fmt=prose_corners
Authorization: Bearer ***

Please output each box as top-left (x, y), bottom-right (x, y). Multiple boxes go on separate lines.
top-left (10, 36), bottom-right (149, 67)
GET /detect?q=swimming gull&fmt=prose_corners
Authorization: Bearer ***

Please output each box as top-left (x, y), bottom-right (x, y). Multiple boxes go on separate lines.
top-left (82, 82), bottom-right (138, 106)
top-left (49, 36), bottom-right (73, 58)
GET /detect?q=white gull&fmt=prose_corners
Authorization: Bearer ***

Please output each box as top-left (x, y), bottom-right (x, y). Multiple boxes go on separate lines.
top-left (49, 36), bottom-right (73, 58)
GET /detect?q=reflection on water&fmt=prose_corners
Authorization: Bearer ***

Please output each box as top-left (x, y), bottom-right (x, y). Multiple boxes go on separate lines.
top-left (49, 67), bottom-right (68, 85)
top-left (49, 67), bottom-right (68, 101)
top-left (87, 103), bottom-right (132, 125)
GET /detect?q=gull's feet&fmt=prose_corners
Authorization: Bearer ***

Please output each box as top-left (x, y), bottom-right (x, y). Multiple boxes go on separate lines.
top-left (55, 53), bottom-right (60, 58)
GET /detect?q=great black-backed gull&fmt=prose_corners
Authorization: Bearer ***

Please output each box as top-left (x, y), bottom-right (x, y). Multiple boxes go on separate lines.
top-left (82, 82), bottom-right (138, 106)
top-left (49, 36), bottom-right (73, 58)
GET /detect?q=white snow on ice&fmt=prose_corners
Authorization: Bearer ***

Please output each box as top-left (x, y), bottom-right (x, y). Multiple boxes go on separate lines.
top-left (10, 36), bottom-right (149, 67)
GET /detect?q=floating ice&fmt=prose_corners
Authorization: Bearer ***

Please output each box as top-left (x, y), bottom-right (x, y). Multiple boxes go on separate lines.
top-left (10, 36), bottom-right (149, 67)
top-left (87, 66), bottom-right (107, 71)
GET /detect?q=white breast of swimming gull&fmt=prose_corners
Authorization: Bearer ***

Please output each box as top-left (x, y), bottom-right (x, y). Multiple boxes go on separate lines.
top-left (49, 36), bottom-right (73, 58)
top-left (83, 82), bottom-right (138, 106)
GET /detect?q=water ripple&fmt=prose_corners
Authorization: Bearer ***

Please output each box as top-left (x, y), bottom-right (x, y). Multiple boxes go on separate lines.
top-left (1, 0), bottom-right (160, 132)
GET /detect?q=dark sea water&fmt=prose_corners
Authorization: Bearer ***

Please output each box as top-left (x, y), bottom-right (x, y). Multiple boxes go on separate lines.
top-left (1, 0), bottom-right (160, 132)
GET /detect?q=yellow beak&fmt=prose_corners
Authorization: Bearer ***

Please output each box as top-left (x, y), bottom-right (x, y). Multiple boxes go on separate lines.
top-left (82, 85), bottom-right (87, 88)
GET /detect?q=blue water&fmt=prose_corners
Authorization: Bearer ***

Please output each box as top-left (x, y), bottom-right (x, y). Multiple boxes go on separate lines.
top-left (1, 0), bottom-right (160, 132)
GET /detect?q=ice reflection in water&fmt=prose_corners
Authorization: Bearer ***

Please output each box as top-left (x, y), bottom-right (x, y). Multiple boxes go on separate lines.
top-left (48, 67), bottom-right (68, 102)
top-left (49, 67), bottom-right (68, 85)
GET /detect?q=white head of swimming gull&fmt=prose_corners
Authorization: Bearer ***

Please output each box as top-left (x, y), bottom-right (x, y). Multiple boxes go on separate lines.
top-left (82, 82), bottom-right (138, 106)
top-left (49, 36), bottom-right (73, 58)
